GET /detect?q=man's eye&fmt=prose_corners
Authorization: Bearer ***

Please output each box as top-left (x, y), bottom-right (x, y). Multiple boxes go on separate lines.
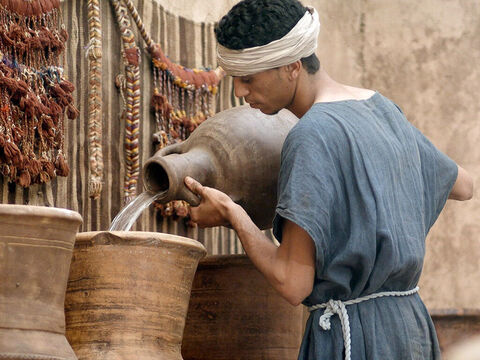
top-left (241, 78), bottom-right (251, 84)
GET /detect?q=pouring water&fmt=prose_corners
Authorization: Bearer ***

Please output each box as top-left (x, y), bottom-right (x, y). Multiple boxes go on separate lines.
top-left (109, 191), bottom-right (166, 231)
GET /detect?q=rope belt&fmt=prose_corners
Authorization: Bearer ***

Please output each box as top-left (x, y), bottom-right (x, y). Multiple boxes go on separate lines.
top-left (308, 287), bottom-right (420, 360)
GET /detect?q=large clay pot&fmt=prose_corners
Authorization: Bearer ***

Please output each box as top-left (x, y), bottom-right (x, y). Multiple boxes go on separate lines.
top-left (181, 255), bottom-right (304, 360)
top-left (143, 105), bottom-right (298, 229)
top-left (0, 204), bottom-right (82, 360)
top-left (65, 231), bottom-right (207, 360)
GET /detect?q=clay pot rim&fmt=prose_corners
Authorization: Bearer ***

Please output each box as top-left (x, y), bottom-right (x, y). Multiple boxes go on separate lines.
top-left (0, 329), bottom-right (76, 360)
top-left (198, 254), bottom-right (251, 267)
top-left (76, 231), bottom-right (206, 254)
top-left (0, 204), bottom-right (82, 224)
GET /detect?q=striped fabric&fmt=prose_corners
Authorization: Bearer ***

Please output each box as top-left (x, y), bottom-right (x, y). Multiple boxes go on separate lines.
top-left (0, 0), bottom-right (247, 255)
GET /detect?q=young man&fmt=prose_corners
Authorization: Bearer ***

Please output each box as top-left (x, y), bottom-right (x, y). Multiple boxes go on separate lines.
top-left (184, 0), bottom-right (474, 359)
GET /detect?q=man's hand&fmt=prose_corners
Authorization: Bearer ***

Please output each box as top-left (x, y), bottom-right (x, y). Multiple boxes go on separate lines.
top-left (184, 176), bottom-right (236, 228)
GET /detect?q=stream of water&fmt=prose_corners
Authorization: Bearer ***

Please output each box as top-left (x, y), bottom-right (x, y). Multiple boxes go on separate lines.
top-left (109, 191), bottom-right (165, 231)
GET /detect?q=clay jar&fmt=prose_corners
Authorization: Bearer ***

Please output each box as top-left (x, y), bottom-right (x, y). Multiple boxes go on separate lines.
top-left (143, 105), bottom-right (298, 229)
top-left (65, 231), bottom-right (206, 360)
top-left (0, 204), bottom-right (82, 360)
top-left (181, 255), bottom-right (305, 360)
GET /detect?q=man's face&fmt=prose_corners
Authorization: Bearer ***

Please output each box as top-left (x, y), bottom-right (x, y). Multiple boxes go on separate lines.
top-left (233, 67), bottom-right (296, 115)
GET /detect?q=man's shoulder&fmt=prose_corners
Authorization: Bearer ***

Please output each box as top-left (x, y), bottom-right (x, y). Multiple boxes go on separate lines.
top-left (292, 106), bottom-right (347, 138)
top-left (284, 109), bottom-right (349, 155)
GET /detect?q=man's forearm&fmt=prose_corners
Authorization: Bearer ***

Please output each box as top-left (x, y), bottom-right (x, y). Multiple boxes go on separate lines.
top-left (226, 203), bottom-right (308, 305)
top-left (227, 203), bottom-right (282, 282)
top-left (183, 176), bottom-right (314, 305)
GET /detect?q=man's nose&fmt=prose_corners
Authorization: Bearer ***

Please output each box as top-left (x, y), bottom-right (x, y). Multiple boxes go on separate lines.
top-left (233, 78), bottom-right (249, 98)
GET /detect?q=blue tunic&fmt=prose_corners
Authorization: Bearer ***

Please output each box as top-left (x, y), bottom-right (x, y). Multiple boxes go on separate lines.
top-left (272, 92), bottom-right (458, 360)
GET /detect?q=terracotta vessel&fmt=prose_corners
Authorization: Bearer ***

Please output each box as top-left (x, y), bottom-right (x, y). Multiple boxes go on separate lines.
top-left (0, 204), bottom-right (82, 360)
top-left (65, 231), bottom-right (206, 360)
top-left (181, 255), bottom-right (304, 360)
top-left (143, 105), bottom-right (298, 229)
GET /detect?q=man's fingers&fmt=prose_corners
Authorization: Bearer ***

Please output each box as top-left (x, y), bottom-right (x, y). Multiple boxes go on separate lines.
top-left (188, 205), bottom-right (198, 223)
top-left (188, 205), bottom-right (206, 228)
top-left (184, 176), bottom-right (204, 196)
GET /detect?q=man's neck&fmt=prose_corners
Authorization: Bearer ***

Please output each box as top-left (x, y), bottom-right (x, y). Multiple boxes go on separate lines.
top-left (285, 69), bottom-right (330, 118)
top-left (286, 69), bottom-right (375, 118)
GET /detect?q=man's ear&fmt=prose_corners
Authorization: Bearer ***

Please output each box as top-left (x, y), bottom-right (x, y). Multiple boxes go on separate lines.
top-left (285, 60), bottom-right (302, 80)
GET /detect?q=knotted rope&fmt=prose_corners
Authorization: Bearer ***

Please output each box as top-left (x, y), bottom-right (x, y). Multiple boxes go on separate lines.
top-left (308, 287), bottom-right (420, 360)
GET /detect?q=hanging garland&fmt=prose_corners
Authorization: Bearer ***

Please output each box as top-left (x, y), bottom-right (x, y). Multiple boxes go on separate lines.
top-left (122, 0), bottom-right (221, 140)
top-left (112, 0), bottom-right (225, 219)
top-left (0, 0), bottom-right (77, 188)
top-left (86, 0), bottom-right (104, 200)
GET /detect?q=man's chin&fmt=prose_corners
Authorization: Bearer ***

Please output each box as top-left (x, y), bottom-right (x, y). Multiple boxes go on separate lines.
top-left (252, 105), bottom-right (279, 115)
top-left (260, 108), bottom-right (280, 115)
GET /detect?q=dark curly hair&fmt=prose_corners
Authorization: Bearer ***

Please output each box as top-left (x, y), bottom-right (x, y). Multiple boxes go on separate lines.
top-left (215, 0), bottom-right (320, 74)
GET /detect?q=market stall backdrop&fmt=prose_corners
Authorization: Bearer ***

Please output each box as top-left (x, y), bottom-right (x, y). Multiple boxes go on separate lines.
top-left (0, 0), bottom-right (478, 332)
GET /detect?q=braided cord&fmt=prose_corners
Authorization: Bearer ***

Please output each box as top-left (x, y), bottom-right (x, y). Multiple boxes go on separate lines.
top-left (86, 0), bottom-right (104, 199)
top-left (120, 0), bottom-right (153, 48)
top-left (111, 0), bottom-right (141, 204)
top-left (308, 287), bottom-right (420, 312)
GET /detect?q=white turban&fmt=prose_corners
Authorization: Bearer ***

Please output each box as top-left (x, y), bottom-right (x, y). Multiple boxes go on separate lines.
top-left (217, 7), bottom-right (320, 76)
